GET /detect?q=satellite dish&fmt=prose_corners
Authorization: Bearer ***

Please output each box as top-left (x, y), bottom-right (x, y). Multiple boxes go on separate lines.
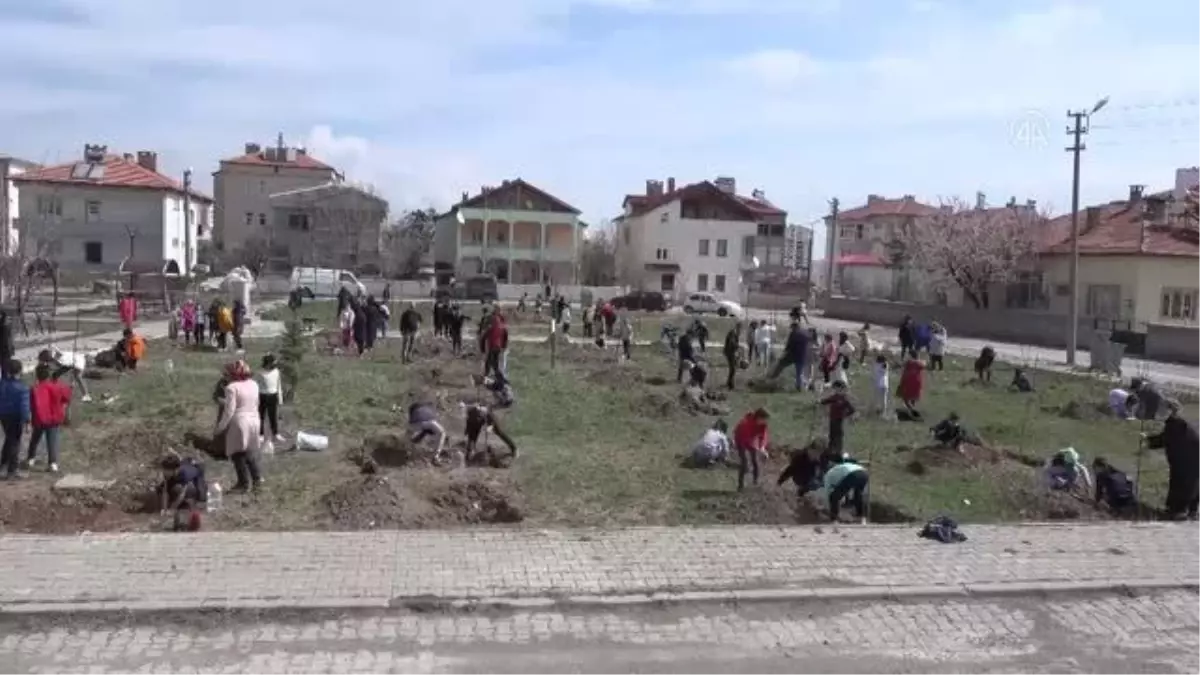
top-left (739, 256), bottom-right (761, 273)
top-left (454, 209), bottom-right (466, 225)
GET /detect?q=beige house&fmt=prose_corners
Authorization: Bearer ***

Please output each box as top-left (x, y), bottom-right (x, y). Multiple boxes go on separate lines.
top-left (823, 194), bottom-right (941, 300)
top-left (212, 135), bottom-right (338, 252)
top-left (433, 179), bottom-right (582, 284)
top-left (267, 182), bottom-right (388, 270)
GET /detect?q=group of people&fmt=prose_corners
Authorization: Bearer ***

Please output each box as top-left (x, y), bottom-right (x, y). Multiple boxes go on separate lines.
top-left (336, 290), bottom-right (390, 357)
top-left (176, 298), bottom-right (247, 351)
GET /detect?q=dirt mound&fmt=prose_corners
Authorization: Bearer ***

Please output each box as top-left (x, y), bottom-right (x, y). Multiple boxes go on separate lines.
top-left (428, 478), bottom-right (524, 524)
top-left (324, 476), bottom-right (437, 529)
top-left (586, 368), bottom-right (643, 390)
top-left (747, 377), bottom-right (785, 393)
top-left (679, 387), bottom-right (730, 416)
top-left (634, 391), bottom-right (679, 417)
top-left (684, 484), bottom-right (820, 525)
top-left (0, 480), bottom-right (147, 534)
top-left (323, 472), bottom-right (524, 529)
top-left (1043, 399), bottom-right (1108, 421)
top-left (361, 433), bottom-right (426, 468)
top-left (450, 440), bottom-right (516, 469)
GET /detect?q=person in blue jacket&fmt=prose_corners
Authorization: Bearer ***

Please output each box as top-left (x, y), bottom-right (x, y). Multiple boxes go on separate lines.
top-left (0, 359), bottom-right (32, 479)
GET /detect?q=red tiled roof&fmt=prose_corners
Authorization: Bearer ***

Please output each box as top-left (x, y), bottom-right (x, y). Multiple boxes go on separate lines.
top-left (622, 181), bottom-right (765, 219)
top-left (836, 253), bottom-right (885, 266)
top-left (220, 150), bottom-right (334, 171)
top-left (837, 196), bottom-right (940, 221)
top-left (1041, 198), bottom-right (1199, 258)
top-left (735, 194), bottom-right (786, 216)
top-left (459, 178), bottom-right (581, 214)
top-left (13, 155), bottom-right (212, 202)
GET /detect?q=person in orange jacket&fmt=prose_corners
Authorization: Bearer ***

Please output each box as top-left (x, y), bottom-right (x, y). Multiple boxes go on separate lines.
top-left (117, 327), bottom-right (146, 371)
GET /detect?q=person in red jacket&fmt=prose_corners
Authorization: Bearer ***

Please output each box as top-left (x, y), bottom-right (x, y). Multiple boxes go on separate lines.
top-left (26, 364), bottom-right (72, 473)
top-left (897, 357), bottom-right (925, 420)
top-left (733, 408), bottom-right (770, 491)
top-left (118, 292), bottom-right (138, 328)
top-left (600, 300), bottom-right (616, 337)
top-left (484, 311), bottom-right (508, 378)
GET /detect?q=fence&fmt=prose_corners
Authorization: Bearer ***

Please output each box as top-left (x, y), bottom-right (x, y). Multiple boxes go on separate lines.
top-left (252, 276), bottom-right (626, 304)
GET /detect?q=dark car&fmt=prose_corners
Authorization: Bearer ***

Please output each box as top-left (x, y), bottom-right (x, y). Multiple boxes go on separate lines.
top-left (610, 290), bottom-right (669, 312)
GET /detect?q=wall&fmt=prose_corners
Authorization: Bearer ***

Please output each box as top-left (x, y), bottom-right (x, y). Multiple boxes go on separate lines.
top-left (823, 295), bottom-right (1098, 350)
top-left (1145, 323), bottom-right (1200, 364)
top-left (1039, 255), bottom-right (1198, 327)
top-left (17, 184), bottom-right (167, 270)
top-left (254, 275), bottom-right (625, 304)
top-left (214, 163), bottom-right (336, 250)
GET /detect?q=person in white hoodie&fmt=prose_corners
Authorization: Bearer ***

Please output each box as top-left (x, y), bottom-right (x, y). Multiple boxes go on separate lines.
top-left (257, 353), bottom-right (284, 451)
top-left (690, 420), bottom-right (731, 468)
top-left (753, 321), bottom-right (776, 368)
top-left (928, 321), bottom-right (948, 371)
top-left (338, 304), bottom-right (356, 350)
top-left (870, 354), bottom-right (890, 418)
top-left (40, 348), bottom-right (92, 402)
top-left (832, 332), bottom-right (856, 386)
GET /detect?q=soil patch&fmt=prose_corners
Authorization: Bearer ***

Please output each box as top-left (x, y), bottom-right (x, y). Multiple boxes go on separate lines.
top-left (322, 471), bottom-right (523, 529)
top-left (1043, 399), bottom-right (1109, 421)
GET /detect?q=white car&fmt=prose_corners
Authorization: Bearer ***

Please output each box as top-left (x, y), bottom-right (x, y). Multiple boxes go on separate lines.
top-left (682, 292), bottom-right (744, 318)
top-left (290, 267), bottom-right (365, 298)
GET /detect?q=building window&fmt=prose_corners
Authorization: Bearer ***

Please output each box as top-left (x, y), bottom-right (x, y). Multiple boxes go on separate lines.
top-left (741, 235), bottom-right (754, 258)
top-left (172, 237), bottom-right (180, 248)
top-left (655, 248), bottom-right (669, 260)
top-left (697, 274), bottom-right (709, 291)
top-left (1161, 287), bottom-right (1198, 321)
top-left (855, 224), bottom-right (864, 240)
top-left (1085, 284), bottom-right (1122, 318)
top-left (660, 273), bottom-right (675, 292)
top-left (83, 241), bottom-right (103, 264)
top-left (698, 239), bottom-right (710, 256)
top-left (287, 213), bottom-right (310, 231)
top-left (258, 213), bottom-right (267, 226)
top-left (259, 180), bottom-right (266, 194)
top-left (757, 223), bottom-right (768, 236)
top-left (85, 200), bottom-right (101, 222)
top-left (244, 212), bottom-right (253, 226)
top-left (37, 196), bottom-right (63, 217)
top-left (623, 226), bottom-right (630, 245)
top-left (1004, 272), bottom-right (1048, 310)
top-left (714, 275), bottom-right (726, 292)
top-left (716, 239), bottom-right (728, 257)
top-left (660, 212), bottom-right (669, 223)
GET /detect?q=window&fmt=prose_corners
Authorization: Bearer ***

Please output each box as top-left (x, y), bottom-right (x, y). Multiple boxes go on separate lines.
top-left (83, 241), bottom-right (103, 264)
top-left (244, 212), bottom-right (254, 226)
top-left (660, 273), bottom-right (675, 292)
top-left (258, 213), bottom-right (267, 226)
top-left (1085, 284), bottom-right (1122, 318)
top-left (623, 226), bottom-right (630, 245)
top-left (171, 237), bottom-right (180, 248)
top-left (714, 275), bottom-right (726, 292)
top-left (1161, 287), bottom-right (1198, 321)
top-left (660, 212), bottom-right (669, 223)
top-left (757, 223), bottom-right (769, 236)
top-left (697, 274), bottom-right (709, 291)
top-left (741, 235), bottom-right (755, 258)
top-left (1005, 272), bottom-right (1048, 310)
top-left (288, 213), bottom-right (310, 231)
top-left (85, 200), bottom-right (101, 222)
top-left (36, 196), bottom-right (63, 217)
top-left (716, 239), bottom-right (728, 257)
top-left (259, 180), bottom-right (266, 194)
top-left (855, 224), bottom-right (864, 240)
top-left (655, 248), bottom-right (669, 260)
top-left (698, 239), bottom-right (710, 256)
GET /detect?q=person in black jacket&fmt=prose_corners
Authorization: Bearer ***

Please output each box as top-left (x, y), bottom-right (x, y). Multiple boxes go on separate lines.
top-left (447, 304), bottom-right (465, 355)
top-left (723, 323), bottom-right (743, 390)
top-left (768, 322), bottom-right (809, 391)
top-left (0, 311), bottom-right (12, 364)
top-left (690, 318), bottom-right (709, 353)
top-left (1092, 457), bottom-right (1135, 512)
top-left (897, 315), bottom-right (915, 359)
top-left (1144, 402), bottom-right (1199, 519)
top-left (676, 329), bottom-right (696, 383)
top-left (399, 303), bottom-right (421, 363)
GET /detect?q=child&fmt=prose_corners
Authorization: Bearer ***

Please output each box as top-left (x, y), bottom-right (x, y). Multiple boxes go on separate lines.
top-left (833, 331), bottom-right (855, 386)
top-left (896, 357), bottom-right (925, 420)
top-left (974, 346), bottom-right (996, 382)
top-left (179, 300), bottom-right (197, 346)
top-left (26, 364), bottom-right (72, 473)
top-left (258, 354), bottom-right (283, 444)
top-left (777, 443), bottom-right (822, 496)
top-left (820, 380), bottom-right (856, 455)
top-left (1043, 448), bottom-right (1092, 492)
top-left (732, 408), bottom-right (770, 491)
top-left (1108, 387), bottom-right (1138, 419)
top-left (463, 402), bottom-right (518, 462)
top-left (0, 359), bottom-right (31, 479)
top-left (1010, 367), bottom-right (1034, 393)
top-left (690, 419), bottom-right (731, 468)
top-left (687, 361), bottom-right (709, 389)
top-left (616, 313), bottom-right (633, 361)
top-left (754, 321), bottom-right (775, 368)
top-left (159, 452), bottom-right (207, 532)
top-left (870, 354), bottom-right (890, 418)
top-left (746, 320), bottom-right (759, 364)
top-left (40, 347), bottom-right (92, 402)
top-left (930, 412), bottom-right (966, 452)
top-left (928, 321), bottom-right (947, 371)
top-left (817, 333), bottom-right (837, 389)
top-left (408, 402), bottom-right (447, 463)
top-left (448, 304), bottom-right (465, 355)
top-left (1092, 457), bottom-right (1135, 512)
top-left (118, 328), bottom-right (146, 371)
top-left (856, 323), bottom-right (871, 365)
top-left (824, 456), bottom-right (869, 522)
top-left (193, 300), bottom-right (207, 346)
top-left (339, 303), bottom-right (356, 350)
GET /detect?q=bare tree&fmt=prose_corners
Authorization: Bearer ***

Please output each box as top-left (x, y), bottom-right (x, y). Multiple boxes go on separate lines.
top-left (578, 219), bottom-right (617, 286)
top-left (906, 198), bottom-right (1043, 309)
top-left (5, 186), bottom-right (63, 335)
top-left (381, 208), bottom-right (437, 278)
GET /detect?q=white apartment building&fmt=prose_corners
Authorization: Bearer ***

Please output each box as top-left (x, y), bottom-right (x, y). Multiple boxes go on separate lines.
top-left (1, 153), bottom-right (38, 258)
top-left (13, 145), bottom-right (213, 272)
top-left (616, 176), bottom-right (787, 301)
top-left (212, 135), bottom-right (338, 252)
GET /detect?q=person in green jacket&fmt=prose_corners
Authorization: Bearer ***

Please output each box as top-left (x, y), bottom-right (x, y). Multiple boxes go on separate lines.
top-left (824, 457), bottom-right (868, 522)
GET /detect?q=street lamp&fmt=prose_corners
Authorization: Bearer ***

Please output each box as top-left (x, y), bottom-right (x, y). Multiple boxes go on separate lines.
top-left (1065, 95), bottom-right (1109, 366)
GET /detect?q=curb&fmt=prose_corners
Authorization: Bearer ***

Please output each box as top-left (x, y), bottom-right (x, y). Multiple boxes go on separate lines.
top-left (3, 578), bottom-right (1195, 617)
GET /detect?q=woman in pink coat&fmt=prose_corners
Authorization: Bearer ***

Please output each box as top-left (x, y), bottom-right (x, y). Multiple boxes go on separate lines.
top-left (179, 300), bottom-right (197, 345)
top-left (118, 292), bottom-right (138, 328)
top-left (214, 360), bottom-right (264, 492)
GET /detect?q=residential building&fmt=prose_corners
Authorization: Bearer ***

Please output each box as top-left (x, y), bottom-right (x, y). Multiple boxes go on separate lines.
top-left (616, 176), bottom-right (787, 300)
top-left (1, 153), bottom-right (39, 258)
top-left (12, 145), bottom-right (213, 272)
top-left (433, 178), bottom-right (583, 284)
top-left (266, 182), bottom-right (389, 270)
top-left (1033, 173), bottom-right (1199, 329)
top-left (823, 194), bottom-right (941, 300)
top-left (212, 135), bottom-right (338, 252)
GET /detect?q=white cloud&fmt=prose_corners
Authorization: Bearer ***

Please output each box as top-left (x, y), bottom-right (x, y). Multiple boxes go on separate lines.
top-left (723, 49), bottom-right (825, 88)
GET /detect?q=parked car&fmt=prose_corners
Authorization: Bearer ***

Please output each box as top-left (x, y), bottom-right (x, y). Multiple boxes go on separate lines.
top-left (434, 274), bottom-right (498, 303)
top-left (610, 290), bottom-right (669, 312)
top-left (682, 292), bottom-right (743, 318)
top-left (290, 267), bottom-right (365, 299)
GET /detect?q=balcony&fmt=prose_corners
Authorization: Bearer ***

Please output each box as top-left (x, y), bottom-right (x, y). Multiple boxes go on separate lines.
top-left (458, 244), bottom-right (574, 262)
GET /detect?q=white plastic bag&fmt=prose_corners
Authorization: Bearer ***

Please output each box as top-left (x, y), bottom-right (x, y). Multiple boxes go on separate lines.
top-left (295, 431), bottom-right (329, 452)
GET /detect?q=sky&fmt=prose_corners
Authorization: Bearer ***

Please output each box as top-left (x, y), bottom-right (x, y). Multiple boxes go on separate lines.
top-left (1, 0), bottom-right (1197, 257)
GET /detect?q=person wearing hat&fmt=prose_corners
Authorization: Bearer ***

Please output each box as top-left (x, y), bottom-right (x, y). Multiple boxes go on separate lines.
top-left (214, 360), bottom-right (263, 492)
top-left (1144, 401), bottom-right (1199, 519)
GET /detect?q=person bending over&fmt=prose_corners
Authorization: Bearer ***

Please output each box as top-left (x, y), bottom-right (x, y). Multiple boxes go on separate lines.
top-left (463, 402), bottom-right (518, 462)
top-left (408, 402), bottom-right (447, 463)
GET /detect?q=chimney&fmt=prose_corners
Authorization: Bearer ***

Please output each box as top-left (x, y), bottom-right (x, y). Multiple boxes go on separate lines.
top-left (244, 142), bottom-right (261, 155)
top-left (296, 147), bottom-right (306, 156)
top-left (285, 147), bottom-right (297, 162)
top-left (1146, 198), bottom-right (1167, 223)
top-left (645, 179), bottom-right (663, 198)
top-left (461, 191), bottom-right (469, 203)
top-left (123, 153), bottom-right (135, 162)
top-left (866, 194), bottom-right (882, 204)
top-left (83, 144), bottom-right (107, 162)
top-left (902, 194), bottom-right (914, 201)
top-left (1084, 206), bottom-right (1101, 232)
top-left (715, 176), bottom-right (736, 194)
top-left (1026, 199), bottom-right (1037, 210)
top-left (136, 151), bottom-right (158, 173)
top-left (1128, 184), bottom-right (1145, 203)
top-left (751, 188), bottom-right (765, 201)
top-left (667, 177), bottom-right (676, 193)
top-left (1006, 196), bottom-right (1017, 208)
top-left (975, 191), bottom-right (986, 209)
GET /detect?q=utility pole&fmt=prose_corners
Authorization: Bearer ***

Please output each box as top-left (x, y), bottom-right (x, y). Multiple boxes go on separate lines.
top-left (1064, 97), bottom-right (1108, 365)
top-left (824, 197), bottom-right (839, 304)
top-left (183, 168), bottom-right (193, 277)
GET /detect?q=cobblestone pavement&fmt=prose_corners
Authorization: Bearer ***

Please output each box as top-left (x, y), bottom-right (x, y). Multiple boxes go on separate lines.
top-left (2, 524), bottom-right (1196, 612)
top-left (1, 589), bottom-right (1195, 673)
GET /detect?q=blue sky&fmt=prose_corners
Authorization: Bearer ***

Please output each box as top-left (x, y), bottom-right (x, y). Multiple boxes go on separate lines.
top-left (1, 0), bottom-right (1197, 256)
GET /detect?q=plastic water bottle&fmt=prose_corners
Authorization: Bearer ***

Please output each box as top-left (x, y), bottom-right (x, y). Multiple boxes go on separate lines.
top-left (207, 482), bottom-right (223, 512)
top-left (164, 358), bottom-right (175, 374)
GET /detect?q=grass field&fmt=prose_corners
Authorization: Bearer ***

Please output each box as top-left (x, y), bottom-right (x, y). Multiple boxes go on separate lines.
top-left (0, 307), bottom-right (1190, 534)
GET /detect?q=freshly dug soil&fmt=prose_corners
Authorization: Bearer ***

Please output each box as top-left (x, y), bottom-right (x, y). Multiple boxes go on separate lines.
top-left (322, 471), bottom-right (524, 529)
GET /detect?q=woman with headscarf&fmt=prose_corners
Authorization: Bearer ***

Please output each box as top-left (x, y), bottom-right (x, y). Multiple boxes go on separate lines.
top-left (214, 360), bottom-right (263, 492)
top-left (362, 295), bottom-right (382, 352)
top-left (351, 298), bottom-right (368, 357)
top-left (179, 299), bottom-right (198, 346)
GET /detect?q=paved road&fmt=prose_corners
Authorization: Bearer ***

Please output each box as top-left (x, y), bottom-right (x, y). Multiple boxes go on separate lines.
top-left (1, 590), bottom-right (1196, 673)
top-left (3, 524), bottom-right (1196, 613)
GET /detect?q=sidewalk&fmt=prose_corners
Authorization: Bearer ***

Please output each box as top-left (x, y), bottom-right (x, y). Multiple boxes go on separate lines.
top-left (1, 523), bottom-right (1195, 613)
